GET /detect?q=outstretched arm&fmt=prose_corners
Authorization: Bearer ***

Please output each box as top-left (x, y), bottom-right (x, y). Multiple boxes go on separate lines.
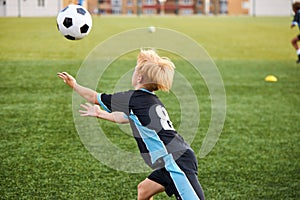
top-left (57, 72), bottom-right (98, 104)
top-left (79, 103), bottom-right (129, 124)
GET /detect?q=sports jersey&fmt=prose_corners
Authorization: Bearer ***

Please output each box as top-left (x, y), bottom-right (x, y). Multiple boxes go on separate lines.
top-left (292, 10), bottom-right (300, 29)
top-left (97, 88), bottom-right (191, 168)
top-left (97, 89), bottom-right (203, 199)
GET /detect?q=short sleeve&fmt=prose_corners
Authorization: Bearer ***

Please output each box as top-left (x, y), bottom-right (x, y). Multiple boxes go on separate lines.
top-left (97, 90), bottom-right (134, 115)
top-left (97, 93), bottom-right (112, 113)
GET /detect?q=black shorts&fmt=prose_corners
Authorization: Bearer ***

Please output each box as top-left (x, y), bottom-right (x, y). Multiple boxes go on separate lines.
top-left (148, 149), bottom-right (205, 200)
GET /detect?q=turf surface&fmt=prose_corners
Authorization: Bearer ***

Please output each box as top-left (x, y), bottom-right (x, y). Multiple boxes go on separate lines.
top-left (0, 16), bottom-right (299, 199)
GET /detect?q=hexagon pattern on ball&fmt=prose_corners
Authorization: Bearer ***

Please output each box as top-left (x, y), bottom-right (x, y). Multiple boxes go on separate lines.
top-left (57, 4), bottom-right (92, 40)
top-left (63, 17), bottom-right (73, 28)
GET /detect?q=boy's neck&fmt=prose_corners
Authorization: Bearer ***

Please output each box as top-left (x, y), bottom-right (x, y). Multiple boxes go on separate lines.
top-left (138, 88), bottom-right (155, 94)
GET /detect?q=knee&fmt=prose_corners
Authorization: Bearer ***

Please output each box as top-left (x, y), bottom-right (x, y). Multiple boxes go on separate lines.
top-left (137, 182), bottom-right (149, 200)
top-left (292, 37), bottom-right (298, 44)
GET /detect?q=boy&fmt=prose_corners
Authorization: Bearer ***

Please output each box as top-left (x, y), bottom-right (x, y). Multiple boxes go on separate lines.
top-left (57, 49), bottom-right (205, 200)
top-left (291, 2), bottom-right (300, 63)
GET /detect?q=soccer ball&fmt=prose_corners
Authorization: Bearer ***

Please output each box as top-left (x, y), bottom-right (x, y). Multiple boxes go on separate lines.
top-left (57, 4), bottom-right (92, 40)
top-left (148, 26), bottom-right (156, 33)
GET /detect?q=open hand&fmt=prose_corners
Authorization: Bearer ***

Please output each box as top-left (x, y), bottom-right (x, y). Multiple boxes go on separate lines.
top-left (57, 72), bottom-right (76, 88)
top-left (79, 103), bottom-right (102, 117)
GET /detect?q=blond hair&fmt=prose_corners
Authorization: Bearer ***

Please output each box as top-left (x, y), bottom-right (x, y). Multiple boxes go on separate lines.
top-left (136, 49), bottom-right (175, 92)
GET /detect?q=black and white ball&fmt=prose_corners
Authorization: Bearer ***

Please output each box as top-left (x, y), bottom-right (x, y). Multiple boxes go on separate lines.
top-left (57, 4), bottom-right (92, 40)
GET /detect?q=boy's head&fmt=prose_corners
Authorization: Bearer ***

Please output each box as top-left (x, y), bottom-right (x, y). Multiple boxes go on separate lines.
top-left (134, 49), bottom-right (175, 92)
top-left (293, 2), bottom-right (300, 13)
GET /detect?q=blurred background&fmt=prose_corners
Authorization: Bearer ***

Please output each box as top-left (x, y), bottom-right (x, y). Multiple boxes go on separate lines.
top-left (1, 0), bottom-right (299, 199)
top-left (0, 0), bottom-right (294, 17)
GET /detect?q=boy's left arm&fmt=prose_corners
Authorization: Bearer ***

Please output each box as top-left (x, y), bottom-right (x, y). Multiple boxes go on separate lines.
top-left (79, 103), bottom-right (129, 124)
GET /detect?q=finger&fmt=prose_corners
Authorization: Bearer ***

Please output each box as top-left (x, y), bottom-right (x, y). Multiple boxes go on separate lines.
top-left (79, 112), bottom-right (88, 116)
top-left (85, 102), bottom-right (93, 107)
top-left (80, 104), bottom-right (89, 110)
top-left (61, 72), bottom-right (69, 76)
top-left (57, 74), bottom-right (67, 81)
top-left (57, 72), bottom-right (67, 77)
top-left (79, 109), bottom-right (90, 116)
top-left (57, 73), bottom-right (64, 79)
top-left (57, 72), bottom-right (68, 78)
top-left (79, 109), bottom-right (87, 114)
top-left (62, 72), bottom-right (73, 80)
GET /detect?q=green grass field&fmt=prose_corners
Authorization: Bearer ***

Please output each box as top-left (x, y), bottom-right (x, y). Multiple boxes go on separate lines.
top-left (0, 16), bottom-right (299, 199)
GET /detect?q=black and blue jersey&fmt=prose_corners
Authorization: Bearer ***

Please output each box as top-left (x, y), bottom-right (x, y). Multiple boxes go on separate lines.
top-left (97, 89), bottom-right (191, 167)
top-left (97, 88), bottom-right (204, 199)
top-left (292, 10), bottom-right (300, 29)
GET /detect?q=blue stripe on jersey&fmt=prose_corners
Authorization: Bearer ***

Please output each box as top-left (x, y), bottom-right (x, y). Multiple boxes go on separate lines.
top-left (97, 93), bottom-right (111, 113)
top-left (164, 154), bottom-right (200, 200)
top-left (139, 88), bottom-right (155, 95)
top-left (130, 112), bottom-right (168, 164)
top-left (130, 111), bottom-right (199, 200)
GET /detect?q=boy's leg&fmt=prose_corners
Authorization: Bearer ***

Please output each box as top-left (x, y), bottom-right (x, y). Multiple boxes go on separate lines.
top-left (137, 178), bottom-right (165, 200)
top-left (291, 35), bottom-right (300, 63)
top-left (291, 36), bottom-right (299, 50)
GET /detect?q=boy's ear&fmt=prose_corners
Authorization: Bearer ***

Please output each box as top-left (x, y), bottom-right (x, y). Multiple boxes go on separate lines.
top-left (137, 75), bottom-right (143, 83)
